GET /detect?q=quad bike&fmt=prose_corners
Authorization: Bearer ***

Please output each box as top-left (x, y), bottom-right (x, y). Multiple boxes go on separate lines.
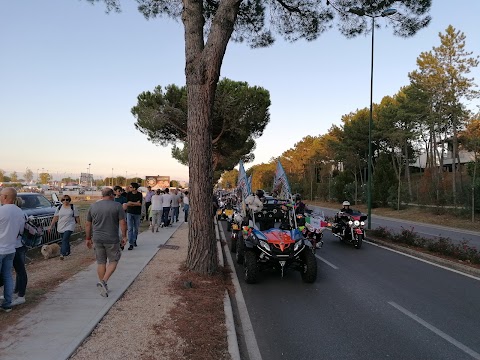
top-left (239, 194), bottom-right (317, 284)
top-left (331, 210), bottom-right (367, 249)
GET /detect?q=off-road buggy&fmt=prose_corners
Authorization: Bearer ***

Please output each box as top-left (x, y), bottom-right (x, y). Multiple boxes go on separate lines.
top-left (238, 195), bottom-right (317, 284)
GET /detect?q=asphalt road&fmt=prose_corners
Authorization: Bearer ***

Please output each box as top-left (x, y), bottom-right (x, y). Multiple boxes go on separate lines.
top-left (221, 221), bottom-right (480, 360)
top-left (309, 205), bottom-right (480, 248)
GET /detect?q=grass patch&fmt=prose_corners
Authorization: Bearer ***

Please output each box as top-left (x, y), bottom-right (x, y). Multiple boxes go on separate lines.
top-left (369, 226), bottom-right (480, 265)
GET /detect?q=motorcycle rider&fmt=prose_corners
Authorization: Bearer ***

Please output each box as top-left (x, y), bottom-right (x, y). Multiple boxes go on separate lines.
top-left (334, 200), bottom-right (353, 235)
top-left (340, 200), bottom-right (354, 215)
top-left (294, 194), bottom-right (306, 215)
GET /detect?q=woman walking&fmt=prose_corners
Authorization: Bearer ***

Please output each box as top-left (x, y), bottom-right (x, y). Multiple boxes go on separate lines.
top-left (49, 195), bottom-right (80, 259)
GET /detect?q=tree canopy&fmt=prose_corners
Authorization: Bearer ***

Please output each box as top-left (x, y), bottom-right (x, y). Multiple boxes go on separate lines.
top-left (131, 78), bottom-right (271, 180)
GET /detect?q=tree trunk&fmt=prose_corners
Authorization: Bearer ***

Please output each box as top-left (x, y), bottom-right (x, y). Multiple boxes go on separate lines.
top-left (404, 139), bottom-right (412, 200)
top-left (452, 127), bottom-right (458, 208)
top-left (183, 0), bottom-right (241, 274)
top-left (473, 157), bottom-right (477, 222)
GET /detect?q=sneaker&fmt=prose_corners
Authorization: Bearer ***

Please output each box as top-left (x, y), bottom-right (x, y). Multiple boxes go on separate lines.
top-left (97, 281), bottom-right (108, 297)
top-left (134, 241), bottom-right (137, 247)
top-left (128, 245), bottom-right (134, 250)
top-left (60, 255), bottom-right (64, 260)
top-left (12, 296), bottom-right (25, 306)
top-left (1, 306), bottom-right (12, 313)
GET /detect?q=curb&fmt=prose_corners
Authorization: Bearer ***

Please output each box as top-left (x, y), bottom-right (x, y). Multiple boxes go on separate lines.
top-left (224, 290), bottom-right (241, 360)
top-left (217, 221), bottom-right (263, 360)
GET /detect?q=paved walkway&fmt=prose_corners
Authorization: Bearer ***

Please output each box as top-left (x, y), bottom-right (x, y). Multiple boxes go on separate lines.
top-left (0, 222), bottom-right (183, 360)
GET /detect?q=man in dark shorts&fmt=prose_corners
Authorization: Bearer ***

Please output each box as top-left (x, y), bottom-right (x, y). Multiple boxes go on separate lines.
top-left (85, 188), bottom-right (127, 297)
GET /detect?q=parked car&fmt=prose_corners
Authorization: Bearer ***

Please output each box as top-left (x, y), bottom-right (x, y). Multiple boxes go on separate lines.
top-left (16, 192), bottom-right (61, 246)
top-left (17, 193), bottom-right (60, 217)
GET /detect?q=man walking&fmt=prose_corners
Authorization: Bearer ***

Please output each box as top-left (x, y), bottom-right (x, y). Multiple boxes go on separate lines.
top-left (144, 186), bottom-right (155, 223)
top-left (161, 188), bottom-right (173, 227)
top-left (171, 189), bottom-right (182, 223)
top-left (0, 187), bottom-right (26, 312)
top-left (85, 188), bottom-right (127, 297)
top-left (125, 182), bottom-right (142, 250)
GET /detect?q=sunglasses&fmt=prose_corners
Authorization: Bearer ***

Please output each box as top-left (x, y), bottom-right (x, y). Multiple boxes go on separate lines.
top-left (62, 199), bottom-right (71, 202)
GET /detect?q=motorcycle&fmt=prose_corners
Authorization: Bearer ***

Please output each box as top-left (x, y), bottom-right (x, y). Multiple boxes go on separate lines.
top-left (331, 210), bottom-right (367, 249)
top-left (228, 212), bottom-right (243, 254)
top-left (295, 213), bottom-right (327, 253)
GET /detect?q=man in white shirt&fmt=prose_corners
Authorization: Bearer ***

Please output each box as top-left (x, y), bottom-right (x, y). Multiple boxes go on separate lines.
top-left (0, 187), bottom-right (26, 312)
top-left (161, 188), bottom-right (173, 226)
top-left (150, 189), bottom-right (163, 232)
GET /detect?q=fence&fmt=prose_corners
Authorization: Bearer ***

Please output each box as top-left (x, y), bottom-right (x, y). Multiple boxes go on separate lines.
top-left (31, 208), bottom-right (89, 248)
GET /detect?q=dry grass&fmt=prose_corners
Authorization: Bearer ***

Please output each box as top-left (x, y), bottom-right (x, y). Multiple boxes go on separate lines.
top-left (153, 265), bottom-right (233, 360)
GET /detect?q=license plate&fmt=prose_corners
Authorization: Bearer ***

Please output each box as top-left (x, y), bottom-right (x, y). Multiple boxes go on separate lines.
top-left (232, 224), bottom-right (239, 230)
top-left (225, 209), bottom-right (234, 216)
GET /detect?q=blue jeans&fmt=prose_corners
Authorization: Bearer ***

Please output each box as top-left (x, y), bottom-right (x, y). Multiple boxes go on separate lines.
top-left (172, 207), bottom-right (180, 222)
top-left (60, 230), bottom-right (73, 256)
top-left (183, 204), bottom-right (190, 222)
top-left (162, 207), bottom-right (171, 225)
top-left (127, 213), bottom-right (141, 245)
top-left (14, 246), bottom-right (28, 297)
top-left (0, 252), bottom-right (15, 308)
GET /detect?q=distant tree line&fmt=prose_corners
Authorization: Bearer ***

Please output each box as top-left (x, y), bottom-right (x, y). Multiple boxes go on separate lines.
top-left (220, 26), bottom-right (480, 218)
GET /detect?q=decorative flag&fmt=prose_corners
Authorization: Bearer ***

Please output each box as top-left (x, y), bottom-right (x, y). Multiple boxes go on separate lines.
top-left (237, 161), bottom-right (251, 201)
top-left (247, 174), bottom-right (252, 190)
top-left (272, 160), bottom-right (292, 200)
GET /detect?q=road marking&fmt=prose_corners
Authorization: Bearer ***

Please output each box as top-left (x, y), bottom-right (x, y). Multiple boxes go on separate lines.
top-left (388, 302), bottom-right (480, 360)
top-left (315, 254), bottom-right (339, 269)
top-left (368, 241), bottom-right (480, 281)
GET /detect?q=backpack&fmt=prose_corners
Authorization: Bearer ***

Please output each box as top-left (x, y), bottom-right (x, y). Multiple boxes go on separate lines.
top-left (21, 217), bottom-right (44, 248)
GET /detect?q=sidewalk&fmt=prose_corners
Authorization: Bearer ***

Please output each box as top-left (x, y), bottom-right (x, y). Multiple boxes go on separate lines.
top-left (0, 222), bottom-right (182, 360)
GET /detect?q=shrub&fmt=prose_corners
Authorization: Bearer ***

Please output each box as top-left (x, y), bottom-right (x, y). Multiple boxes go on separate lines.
top-left (371, 226), bottom-right (480, 265)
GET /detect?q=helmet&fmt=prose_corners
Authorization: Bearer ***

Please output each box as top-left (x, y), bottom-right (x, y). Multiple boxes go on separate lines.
top-left (255, 189), bottom-right (264, 198)
top-left (342, 201), bottom-right (350, 206)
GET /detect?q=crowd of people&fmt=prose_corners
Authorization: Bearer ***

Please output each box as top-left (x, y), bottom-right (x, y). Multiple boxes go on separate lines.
top-left (0, 183), bottom-right (189, 309)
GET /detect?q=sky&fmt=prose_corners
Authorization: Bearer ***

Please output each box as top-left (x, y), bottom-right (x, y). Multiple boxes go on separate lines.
top-left (1, 0), bottom-right (479, 183)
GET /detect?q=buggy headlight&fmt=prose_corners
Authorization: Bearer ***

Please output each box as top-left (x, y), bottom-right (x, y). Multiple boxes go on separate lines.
top-left (294, 240), bottom-right (303, 252)
top-left (354, 220), bottom-right (360, 226)
top-left (360, 221), bottom-right (365, 226)
top-left (259, 240), bottom-right (270, 251)
top-left (348, 220), bottom-right (353, 226)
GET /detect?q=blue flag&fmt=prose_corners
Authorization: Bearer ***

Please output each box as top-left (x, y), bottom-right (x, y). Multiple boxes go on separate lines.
top-left (272, 160), bottom-right (292, 200)
top-left (237, 161), bottom-right (251, 201)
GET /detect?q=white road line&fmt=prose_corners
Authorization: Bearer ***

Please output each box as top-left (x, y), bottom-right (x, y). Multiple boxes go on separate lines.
top-left (388, 301), bottom-right (480, 360)
top-left (367, 241), bottom-right (480, 281)
top-left (315, 254), bottom-right (339, 269)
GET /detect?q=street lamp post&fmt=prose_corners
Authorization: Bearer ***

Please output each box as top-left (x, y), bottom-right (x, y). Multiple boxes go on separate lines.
top-left (349, 7), bottom-right (397, 229)
top-left (88, 163), bottom-right (91, 188)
